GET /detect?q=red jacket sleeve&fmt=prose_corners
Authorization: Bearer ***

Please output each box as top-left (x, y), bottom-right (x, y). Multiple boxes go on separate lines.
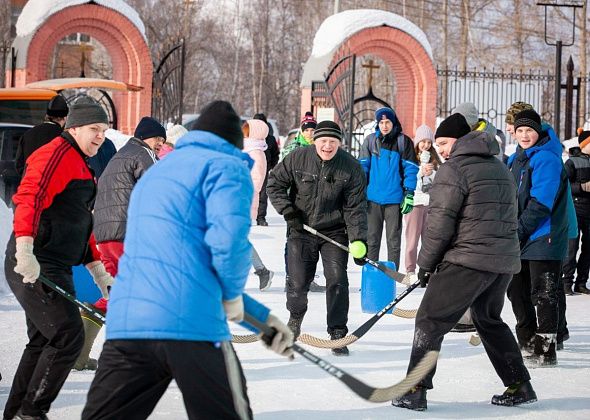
top-left (13, 139), bottom-right (75, 238)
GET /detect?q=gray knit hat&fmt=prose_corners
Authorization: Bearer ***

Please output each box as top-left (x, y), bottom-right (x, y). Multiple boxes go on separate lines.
top-left (65, 97), bottom-right (109, 129)
top-left (452, 102), bottom-right (479, 129)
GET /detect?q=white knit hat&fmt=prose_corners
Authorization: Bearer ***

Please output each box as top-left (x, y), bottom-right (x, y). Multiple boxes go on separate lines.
top-left (165, 124), bottom-right (188, 146)
top-left (413, 124), bottom-right (434, 146)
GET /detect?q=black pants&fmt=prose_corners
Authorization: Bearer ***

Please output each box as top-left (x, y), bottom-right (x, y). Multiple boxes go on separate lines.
top-left (562, 216), bottom-right (590, 287)
top-left (507, 260), bottom-right (561, 346)
top-left (286, 228), bottom-right (349, 334)
top-left (256, 171), bottom-right (270, 221)
top-left (366, 201), bottom-right (402, 269)
top-left (3, 245), bottom-right (84, 419)
top-left (407, 262), bottom-right (529, 389)
top-left (82, 340), bottom-right (252, 420)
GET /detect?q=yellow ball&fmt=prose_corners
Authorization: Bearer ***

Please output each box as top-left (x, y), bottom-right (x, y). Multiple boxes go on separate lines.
top-left (349, 241), bottom-right (367, 259)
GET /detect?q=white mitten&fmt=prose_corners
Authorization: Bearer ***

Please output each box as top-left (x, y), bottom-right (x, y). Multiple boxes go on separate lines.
top-left (223, 295), bottom-right (244, 322)
top-left (581, 181), bottom-right (590, 193)
top-left (264, 314), bottom-right (294, 358)
top-left (86, 261), bottom-right (114, 299)
top-left (14, 237), bottom-right (40, 284)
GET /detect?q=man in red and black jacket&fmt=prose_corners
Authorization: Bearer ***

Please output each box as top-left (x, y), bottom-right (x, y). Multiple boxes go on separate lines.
top-left (3, 100), bottom-right (114, 420)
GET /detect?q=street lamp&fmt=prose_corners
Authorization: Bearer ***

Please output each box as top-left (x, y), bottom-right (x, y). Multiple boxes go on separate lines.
top-left (537, 1), bottom-right (583, 138)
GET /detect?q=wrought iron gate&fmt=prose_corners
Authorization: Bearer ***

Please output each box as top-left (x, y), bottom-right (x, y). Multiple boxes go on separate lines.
top-left (152, 39), bottom-right (186, 125)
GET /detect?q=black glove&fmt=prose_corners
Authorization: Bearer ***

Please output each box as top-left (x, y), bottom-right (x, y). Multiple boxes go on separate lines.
top-left (417, 268), bottom-right (431, 288)
top-left (283, 207), bottom-right (304, 233)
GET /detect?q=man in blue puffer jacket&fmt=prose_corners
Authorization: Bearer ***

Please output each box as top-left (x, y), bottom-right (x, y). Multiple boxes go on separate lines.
top-left (359, 107), bottom-right (418, 268)
top-left (507, 109), bottom-right (569, 367)
top-left (82, 101), bottom-right (293, 420)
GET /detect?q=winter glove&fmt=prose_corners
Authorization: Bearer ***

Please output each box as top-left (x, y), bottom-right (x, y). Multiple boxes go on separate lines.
top-left (349, 240), bottom-right (368, 266)
top-left (86, 261), bottom-right (114, 300)
top-left (261, 314), bottom-right (294, 358)
top-left (223, 295), bottom-right (244, 322)
top-left (14, 237), bottom-right (40, 284)
top-left (582, 181), bottom-right (590, 193)
top-left (417, 268), bottom-right (431, 288)
top-left (283, 207), bottom-right (304, 233)
top-left (400, 192), bottom-right (414, 215)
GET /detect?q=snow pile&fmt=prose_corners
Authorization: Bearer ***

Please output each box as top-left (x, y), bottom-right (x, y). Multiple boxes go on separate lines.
top-left (16, 0), bottom-right (146, 39)
top-left (106, 128), bottom-right (132, 151)
top-left (311, 9), bottom-right (432, 59)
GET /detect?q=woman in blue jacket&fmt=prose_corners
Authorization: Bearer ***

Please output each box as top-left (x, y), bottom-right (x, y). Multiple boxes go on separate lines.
top-left (82, 101), bottom-right (293, 420)
top-left (507, 110), bottom-right (569, 367)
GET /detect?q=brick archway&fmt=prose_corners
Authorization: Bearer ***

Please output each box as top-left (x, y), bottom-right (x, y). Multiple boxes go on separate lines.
top-left (302, 26), bottom-right (437, 138)
top-left (16, 4), bottom-right (152, 134)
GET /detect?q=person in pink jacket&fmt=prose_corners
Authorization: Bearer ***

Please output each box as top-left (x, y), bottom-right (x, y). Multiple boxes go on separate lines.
top-left (243, 120), bottom-right (274, 290)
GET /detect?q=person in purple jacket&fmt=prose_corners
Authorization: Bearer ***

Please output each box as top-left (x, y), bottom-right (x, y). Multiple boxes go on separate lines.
top-left (82, 101), bottom-right (293, 420)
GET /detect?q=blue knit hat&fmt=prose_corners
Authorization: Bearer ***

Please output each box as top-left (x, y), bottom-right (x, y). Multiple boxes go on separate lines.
top-left (375, 107), bottom-right (396, 123)
top-left (134, 117), bottom-right (166, 140)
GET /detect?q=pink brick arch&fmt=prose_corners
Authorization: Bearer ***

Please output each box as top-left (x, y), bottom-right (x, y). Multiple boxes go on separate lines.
top-left (303, 26), bottom-right (437, 138)
top-left (17, 4), bottom-right (152, 134)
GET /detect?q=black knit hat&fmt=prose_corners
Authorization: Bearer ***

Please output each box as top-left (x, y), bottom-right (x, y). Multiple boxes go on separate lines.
top-left (64, 97), bottom-right (108, 129)
top-left (46, 95), bottom-right (68, 118)
top-left (134, 117), bottom-right (166, 140)
top-left (435, 113), bottom-right (471, 139)
top-left (514, 109), bottom-right (542, 136)
top-left (313, 120), bottom-right (342, 141)
top-left (192, 100), bottom-right (243, 148)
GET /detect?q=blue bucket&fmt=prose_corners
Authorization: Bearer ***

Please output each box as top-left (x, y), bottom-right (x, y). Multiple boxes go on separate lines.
top-left (72, 265), bottom-right (101, 303)
top-left (361, 261), bottom-right (397, 314)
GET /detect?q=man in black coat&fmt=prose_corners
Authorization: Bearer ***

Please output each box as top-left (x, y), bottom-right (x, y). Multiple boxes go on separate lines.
top-left (253, 113), bottom-right (280, 226)
top-left (267, 120), bottom-right (367, 356)
top-left (392, 114), bottom-right (535, 411)
top-left (15, 95), bottom-right (69, 176)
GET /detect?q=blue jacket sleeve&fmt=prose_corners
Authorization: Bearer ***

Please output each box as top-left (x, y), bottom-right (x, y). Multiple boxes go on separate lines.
top-left (238, 293), bottom-right (271, 333)
top-left (203, 159), bottom-right (254, 301)
top-left (518, 152), bottom-right (561, 241)
top-left (358, 135), bottom-right (372, 178)
top-left (401, 136), bottom-right (419, 192)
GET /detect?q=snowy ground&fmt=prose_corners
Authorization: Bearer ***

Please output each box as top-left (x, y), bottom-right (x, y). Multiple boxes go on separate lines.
top-left (1, 202), bottom-right (590, 419)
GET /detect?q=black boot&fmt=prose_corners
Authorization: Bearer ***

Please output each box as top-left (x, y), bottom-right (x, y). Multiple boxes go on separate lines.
top-left (491, 381), bottom-right (537, 406)
top-left (330, 329), bottom-right (349, 356)
top-left (564, 284), bottom-right (578, 296)
top-left (574, 283), bottom-right (590, 294)
top-left (287, 316), bottom-right (303, 341)
top-left (256, 218), bottom-right (268, 226)
top-left (392, 386), bottom-right (427, 411)
top-left (525, 334), bottom-right (557, 367)
top-left (255, 268), bottom-right (274, 291)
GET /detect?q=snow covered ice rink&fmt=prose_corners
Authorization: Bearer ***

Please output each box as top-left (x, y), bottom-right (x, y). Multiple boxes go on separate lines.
top-left (1, 202), bottom-right (590, 419)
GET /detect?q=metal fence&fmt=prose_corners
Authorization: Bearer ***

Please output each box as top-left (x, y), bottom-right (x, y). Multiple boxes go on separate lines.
top-left (437, 65), bottom-right (590, 143)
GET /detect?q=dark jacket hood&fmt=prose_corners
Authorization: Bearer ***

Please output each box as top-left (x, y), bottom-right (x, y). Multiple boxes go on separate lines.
top-left (450, 130), bottom-right (500, 158)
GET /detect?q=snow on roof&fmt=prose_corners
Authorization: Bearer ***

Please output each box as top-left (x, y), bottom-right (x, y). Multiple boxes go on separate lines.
top-left (311, 9), bottom-right (432, 59)
top-left (16, 0), bottom-right (146, 39)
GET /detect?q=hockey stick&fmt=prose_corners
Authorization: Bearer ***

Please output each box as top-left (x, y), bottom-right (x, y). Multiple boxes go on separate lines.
top-left (298, 280), bottom-right (421, 348)
top-left (38, 274), bottom-right (106, 324)
top-left (244, 312), bottom-right (438, 402)
top-left (303, 225), bottom-right (409, 284)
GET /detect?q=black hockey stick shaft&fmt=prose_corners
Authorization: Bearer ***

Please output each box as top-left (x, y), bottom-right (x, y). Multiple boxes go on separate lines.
top-left (302, 224), bottom-right (406, 283)
top-left (243, 312), bottom-right (438, 402)
top-left (38, 274), bottom-right (106, 324)
top-left (352, 280), bottom-right (420, 338)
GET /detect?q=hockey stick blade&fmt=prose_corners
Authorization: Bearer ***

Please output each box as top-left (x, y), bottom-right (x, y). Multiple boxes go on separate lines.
top-left (38, 274), bottom-right (106, 324)
top-left (302, 224), bottom-right (409, 284)
top-left (243, 313), bottom-right (438, 402)
top-left (298, 281), bottom-right (421, 348)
